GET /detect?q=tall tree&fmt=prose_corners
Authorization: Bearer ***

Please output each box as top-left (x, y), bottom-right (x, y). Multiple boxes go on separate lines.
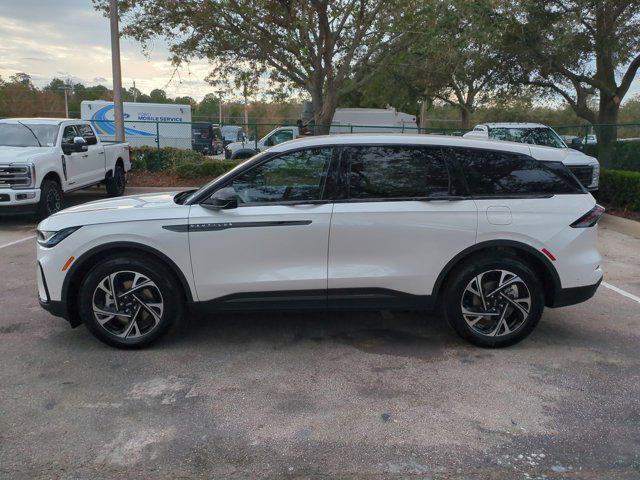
top-left (415, 0), bottom-right (507, 130)
top-left (93, 0), bottom-right (406, 134)
top-left (497, 0), bottom-right (640, 159)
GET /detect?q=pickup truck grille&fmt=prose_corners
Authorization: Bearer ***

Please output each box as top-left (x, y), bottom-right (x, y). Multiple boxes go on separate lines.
top-left (567, 165), bottom-right (594, 188)
top-left (0, 165), bottom-right (33, 188)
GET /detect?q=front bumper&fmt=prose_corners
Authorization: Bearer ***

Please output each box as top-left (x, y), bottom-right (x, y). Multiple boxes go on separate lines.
top-left (549, 277), bottom-right (602, 308)
top-left (0, 188), bottom-right (40, 212)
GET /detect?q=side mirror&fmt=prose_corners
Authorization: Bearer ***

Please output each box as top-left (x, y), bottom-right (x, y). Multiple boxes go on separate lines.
top-left (570, 138), bottom-right (583, 149)
top-left (73, 136), bottom-right (88, 152)
top-left (264, 137), bottom-right (273, 147)
top-left (201, 186), bottom-right (238, 210)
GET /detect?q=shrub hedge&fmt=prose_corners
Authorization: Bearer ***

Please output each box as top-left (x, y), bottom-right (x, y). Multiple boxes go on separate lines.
top-left (130, 146), bottom-right (206, 172)
top-left (599, 169), bottom-right (640, 211)
top-left (583, 141), bottom-right (640, 172)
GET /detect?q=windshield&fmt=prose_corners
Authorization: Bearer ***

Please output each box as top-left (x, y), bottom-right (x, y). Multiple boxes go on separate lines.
top-left (489, 127), bottom-right (567, 148)
top-left (0, 123), bottom-right (59, 147)
top-left (183, 150), bottom-right (270, 204)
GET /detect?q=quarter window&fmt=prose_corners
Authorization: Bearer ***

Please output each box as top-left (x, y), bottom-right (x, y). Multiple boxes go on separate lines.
top-left (449, 148), bottom-right (584, 195)
top-left (230, 147), bottom-right (332, 204)
top-left (344, 146), bottom-right (453, 199)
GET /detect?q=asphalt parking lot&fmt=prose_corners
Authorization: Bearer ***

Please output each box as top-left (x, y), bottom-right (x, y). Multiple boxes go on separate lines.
top-left (1, 188), bottom-right (639, 479)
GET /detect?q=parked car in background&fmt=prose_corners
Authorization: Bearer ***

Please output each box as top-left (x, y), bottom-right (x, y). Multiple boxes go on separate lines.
top-left (37, 134), bottom-right (603, 349)
top-left (225, 125), bottom-right (299, 159)
top-left (464, 123), bottom-right (599, 192)
top-left (191, 123), bottom-right (223, 155)
top-left (583, 134), bottom-right (598, 145)
top-left (0, 118), bottom-right (130, 218)
top-left (221, 125), bottom-right (246, 146)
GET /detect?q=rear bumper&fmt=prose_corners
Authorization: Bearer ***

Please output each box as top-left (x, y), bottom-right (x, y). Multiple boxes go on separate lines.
top-left (549, 277), bottom-right (602, 308)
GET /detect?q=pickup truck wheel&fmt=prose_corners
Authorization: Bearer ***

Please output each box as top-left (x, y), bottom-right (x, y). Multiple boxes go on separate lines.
top-left (37, 179), bottom-right (63, 219)
top-left (106, 165), bottom-right (126, 197)
top-left (78, 254), bottom-right (183, 348)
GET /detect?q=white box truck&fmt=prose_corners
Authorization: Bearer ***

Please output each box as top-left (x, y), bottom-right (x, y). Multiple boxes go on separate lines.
top-left (81, 101), bottom-right (192, 149)
top-left (329, 107), bottom-right (418, 133)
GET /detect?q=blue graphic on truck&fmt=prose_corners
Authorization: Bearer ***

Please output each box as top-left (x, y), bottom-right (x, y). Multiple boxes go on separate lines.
top-left (90, 104), bottom-right (155, 137)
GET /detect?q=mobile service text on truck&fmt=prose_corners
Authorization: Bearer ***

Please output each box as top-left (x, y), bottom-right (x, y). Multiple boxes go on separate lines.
top-left (0, 118), bottom-right (131, 218)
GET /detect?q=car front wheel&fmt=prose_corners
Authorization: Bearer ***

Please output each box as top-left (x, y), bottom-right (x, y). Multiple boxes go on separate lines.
top-left (443, 256), bottom-right (544, 348)
top-left (78, 254), bottom-right (183, 348)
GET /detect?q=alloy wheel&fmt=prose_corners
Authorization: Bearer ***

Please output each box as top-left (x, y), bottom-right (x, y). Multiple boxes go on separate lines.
top-left (461, 269), bottom-right (531, 337)
top-left (46, 188), bottom-right (61, 214)
top-left (92, 271), bottom-right (164, 339)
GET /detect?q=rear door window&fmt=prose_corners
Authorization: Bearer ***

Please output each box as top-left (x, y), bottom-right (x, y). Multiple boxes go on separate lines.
top-left (447, 148), bottom-right (585, 196)
top-left (343, 145), bottom-right (456, 200)
top-left (77, 124), bottom-right (98, 145)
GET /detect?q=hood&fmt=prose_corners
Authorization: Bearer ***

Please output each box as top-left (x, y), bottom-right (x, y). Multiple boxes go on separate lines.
top-left (38, 191), bottom-right (190, 231)
top-left (0, 146), bottom-right (57, 163)
top-left (528, 145), bottom-right (599, 166)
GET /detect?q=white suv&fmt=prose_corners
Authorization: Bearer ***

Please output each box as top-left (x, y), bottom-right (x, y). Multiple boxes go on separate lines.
top-left (36, 134), bottom-right (604, 349)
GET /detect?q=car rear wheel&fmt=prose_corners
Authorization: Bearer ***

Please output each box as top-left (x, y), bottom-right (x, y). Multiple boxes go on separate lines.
top-left (443, 256), bottom-right (544, 348)
top-left (78, 255), bottom-right (183, 348)
top-left (106, 165), bottom-right (126, 197)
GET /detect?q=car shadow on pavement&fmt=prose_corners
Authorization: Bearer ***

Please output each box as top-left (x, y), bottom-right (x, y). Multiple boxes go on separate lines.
top-left (158, 309), bottom-right (473, 361)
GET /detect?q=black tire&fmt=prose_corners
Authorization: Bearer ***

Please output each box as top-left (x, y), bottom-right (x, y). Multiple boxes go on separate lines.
top-left (78, 254), bottom-right (183, 349)
top-left (106, 164), bottom-right (126, 197)
top-left (37, 179), bottom-right (63, 219)
top-left (443, 255), bottom-right (544, 348)
top-left (231, 149), bottom-right (257, 160)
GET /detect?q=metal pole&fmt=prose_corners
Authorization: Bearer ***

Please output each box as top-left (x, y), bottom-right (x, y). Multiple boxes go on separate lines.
top-left (63, 89), bottom-right (69, 118)
top-left (110, 0), bottom-right (125, 142)
top-left (219, 95), bottom-right (223, 125)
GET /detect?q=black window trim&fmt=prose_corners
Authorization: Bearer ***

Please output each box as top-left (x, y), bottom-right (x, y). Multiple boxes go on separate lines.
top-left (186, 142), bottom-right (586, 207)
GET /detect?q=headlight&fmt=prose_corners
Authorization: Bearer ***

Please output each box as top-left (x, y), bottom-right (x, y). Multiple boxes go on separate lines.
top-left (591, 164), bottom-right (600, 188)
top-left (36, 226), bottom-right (81, 248)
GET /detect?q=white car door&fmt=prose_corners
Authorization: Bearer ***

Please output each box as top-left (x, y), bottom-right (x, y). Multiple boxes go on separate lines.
top-left (61, 124), bottom-right (92, 188)
top-left (77, 124), bottom-right (106, 183)
top-left (188, 146), bottom-right (335, 304)
top-left (327, 145), bottom-right (478, 307)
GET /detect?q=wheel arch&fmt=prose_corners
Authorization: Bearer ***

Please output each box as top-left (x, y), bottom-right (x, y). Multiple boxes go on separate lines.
top-left (231, 148), bottom-right (258, 160)
top-left (62, 241), bottom-right (194, 327)
top-left (42, 170), bottom-right (62, 186)
top-left (432, 240), bottom-right (561, 307)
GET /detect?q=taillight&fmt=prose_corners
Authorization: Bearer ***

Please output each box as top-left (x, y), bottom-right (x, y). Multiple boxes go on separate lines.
top-left (571, 204), bottom-right (605, 228)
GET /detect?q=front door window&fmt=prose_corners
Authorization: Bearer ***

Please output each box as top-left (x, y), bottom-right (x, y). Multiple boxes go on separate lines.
top-left (229, 148), bottom-right (332, 204)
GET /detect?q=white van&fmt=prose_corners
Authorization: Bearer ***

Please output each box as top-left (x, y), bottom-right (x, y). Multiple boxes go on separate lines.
top-left (330, 107), bottom-right (418, 134)
top-left (81, 101), bottom-right (192, 149)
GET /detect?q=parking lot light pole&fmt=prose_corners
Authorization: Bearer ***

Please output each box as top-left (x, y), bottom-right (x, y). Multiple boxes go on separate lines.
top-left (110, 0), bottom-right (125, 142)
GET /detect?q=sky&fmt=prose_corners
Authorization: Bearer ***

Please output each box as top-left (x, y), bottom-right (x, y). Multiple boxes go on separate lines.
top-left (0, 0), bottom-right (638, 104)
top-left (0, 0), bottom-right (214, 101)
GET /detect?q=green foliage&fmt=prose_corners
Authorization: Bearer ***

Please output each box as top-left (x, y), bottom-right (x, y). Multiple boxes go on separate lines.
top-left (583, 141), bottom-right (640, 172)
top-left (174, 160), bottom-right (241, 179)
top-left (130, 147), bottom-right (206, 172)
top-left (599, 169), bottom-right (640, 211)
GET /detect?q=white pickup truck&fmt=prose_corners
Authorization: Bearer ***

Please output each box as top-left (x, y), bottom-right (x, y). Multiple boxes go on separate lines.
top-left (225, 126), bottom-right (301, 160)
top-left (0, 118), bottom-right (131, 218)
top-left (463, 122), bottom-right (600, 192)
